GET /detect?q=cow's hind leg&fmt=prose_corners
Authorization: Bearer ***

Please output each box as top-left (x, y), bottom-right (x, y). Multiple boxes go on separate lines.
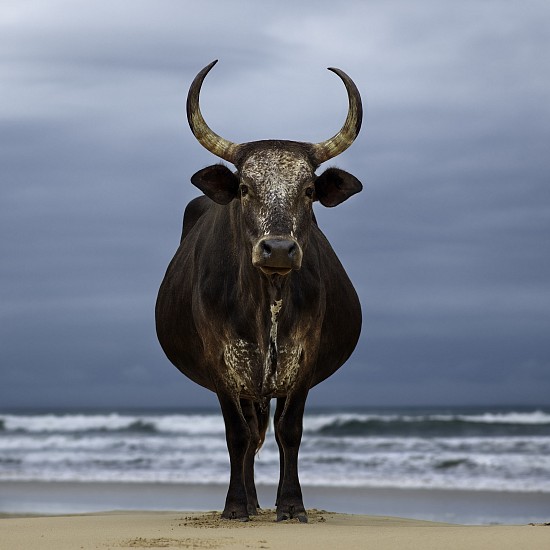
top-left (274, 388), bottom-right (308, 523)
top-left (218, 393), bottom-right (251, 521)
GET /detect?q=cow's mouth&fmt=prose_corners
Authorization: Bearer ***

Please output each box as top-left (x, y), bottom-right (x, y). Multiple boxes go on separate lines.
top-left (259, 266), bottom-right (292, 277)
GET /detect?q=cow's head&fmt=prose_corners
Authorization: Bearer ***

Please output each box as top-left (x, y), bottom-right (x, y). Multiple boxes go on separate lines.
top-left (187, 60), bottom-right (363, 277)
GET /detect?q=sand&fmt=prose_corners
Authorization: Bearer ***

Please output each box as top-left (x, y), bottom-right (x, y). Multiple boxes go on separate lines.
top-left (2, 510), bottom-right (549, 550)
top-left (2, 482), bottom-right (549, 548)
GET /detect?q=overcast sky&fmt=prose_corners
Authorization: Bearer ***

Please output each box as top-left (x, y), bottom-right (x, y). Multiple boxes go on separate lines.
top-left (1, 0), bottom-right (549, 410)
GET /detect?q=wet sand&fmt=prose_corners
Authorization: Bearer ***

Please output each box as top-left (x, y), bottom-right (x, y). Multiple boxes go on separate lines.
top-left (2, 481), bottom-right (550, 525)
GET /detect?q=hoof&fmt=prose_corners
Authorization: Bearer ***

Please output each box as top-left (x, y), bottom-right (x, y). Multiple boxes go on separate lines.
top-left (276, 505), bottom-right (308, 523)
top-left (221, 509), bottom-right (249, 522)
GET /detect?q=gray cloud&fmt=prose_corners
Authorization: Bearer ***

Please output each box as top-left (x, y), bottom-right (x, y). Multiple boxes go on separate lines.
top-left (1, 0), bottom-right (549, 409)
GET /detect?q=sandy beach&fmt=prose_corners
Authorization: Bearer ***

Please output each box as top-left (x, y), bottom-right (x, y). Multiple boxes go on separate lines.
top-left (2, 510), bottom-right (549, 550)
top-left (2, 482), bottom-right (550, 550)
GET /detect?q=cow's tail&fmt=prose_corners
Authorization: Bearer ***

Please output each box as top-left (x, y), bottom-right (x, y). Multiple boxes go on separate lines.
top-left (254, 400), bottom-right (271, 454)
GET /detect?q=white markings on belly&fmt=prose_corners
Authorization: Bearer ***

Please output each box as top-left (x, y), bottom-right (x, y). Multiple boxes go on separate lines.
top-left (223, 339), bottom-right (259, 393)
top-left (270, 299), bottom-right (282, 345)
top-left (222, 299), bottom-right (303, 397)
top-left (263, 299), bottom-right (283, 391)
top-left (277, 344), bottom-right (303, 388)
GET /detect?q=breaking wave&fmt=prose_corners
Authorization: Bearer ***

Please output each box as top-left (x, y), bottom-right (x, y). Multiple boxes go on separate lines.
top-left (1, 408), bottom-right (549, 492)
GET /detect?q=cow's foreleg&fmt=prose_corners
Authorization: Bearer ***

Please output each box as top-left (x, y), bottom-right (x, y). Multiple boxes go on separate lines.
top-left (274, 388), bottom-right (308, 523)
top-left (240, 398), bottom-right (260, 514)
top-left (218, 392), bottom-right (251, 520)
top-left (274, 396), bottom-right (285, 507)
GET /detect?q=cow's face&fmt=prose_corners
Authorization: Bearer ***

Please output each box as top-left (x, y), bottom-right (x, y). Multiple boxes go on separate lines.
top-left (240, 148), bottom-right (313, 276)
top-left (191, 144), bottom-right (362, 277)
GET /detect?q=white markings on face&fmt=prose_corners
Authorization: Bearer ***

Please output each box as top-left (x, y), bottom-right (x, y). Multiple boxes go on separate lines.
top-left (241, 148), bottom-right (313, 237)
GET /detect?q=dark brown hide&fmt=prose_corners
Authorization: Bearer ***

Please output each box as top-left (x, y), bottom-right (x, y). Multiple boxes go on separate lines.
top-left (156, 62), bottom-right (363, 522)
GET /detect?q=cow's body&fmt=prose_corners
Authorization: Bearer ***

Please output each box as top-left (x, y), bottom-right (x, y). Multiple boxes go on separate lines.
top-left (156, 62), bottom-right (363, 522)
top-left (157, 182), bottom-right (361, 401)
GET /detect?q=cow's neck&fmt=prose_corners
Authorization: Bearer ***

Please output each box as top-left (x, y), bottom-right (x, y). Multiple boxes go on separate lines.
top-left (230, 204), bottom-right (299, 396)
top-left (263, 275), bottom-right (284, 382)
top-left (231, 204), bottom-right (296, 294)
top-left (241, 253), bottom-right (291, 336)
top-left (230, 201), bottom-right (292, 316)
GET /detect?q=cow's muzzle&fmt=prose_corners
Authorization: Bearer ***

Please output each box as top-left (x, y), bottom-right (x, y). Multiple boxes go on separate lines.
top-left (252, 237), bottom-right (303, 276)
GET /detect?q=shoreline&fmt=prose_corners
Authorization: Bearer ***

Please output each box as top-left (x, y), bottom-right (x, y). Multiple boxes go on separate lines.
top-left (2, 480), bottom-right (549, 525)
top-left (2, 510), bottom-right (550, 550)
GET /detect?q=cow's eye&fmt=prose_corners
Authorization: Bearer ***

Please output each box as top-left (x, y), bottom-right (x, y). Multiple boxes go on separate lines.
top-left (240, 185), bottom-right (249, 196)
top-left (305, 187), bottom-right (315, 198)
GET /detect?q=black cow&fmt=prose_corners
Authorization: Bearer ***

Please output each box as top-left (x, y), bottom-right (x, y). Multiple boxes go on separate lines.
top-left (156, 60), bottom-right (363, 522)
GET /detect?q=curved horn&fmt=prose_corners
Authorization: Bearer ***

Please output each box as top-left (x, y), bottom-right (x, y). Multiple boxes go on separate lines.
top-left (311, 68), bottom-right (363, 165)
top-left (186, 60), bottom-right (240, 163)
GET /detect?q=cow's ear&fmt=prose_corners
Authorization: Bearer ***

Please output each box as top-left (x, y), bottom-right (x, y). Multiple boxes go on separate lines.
top-left (315, 167), bottom-right (362, 207)
top-left (191, 164), bottom-right (239, 205)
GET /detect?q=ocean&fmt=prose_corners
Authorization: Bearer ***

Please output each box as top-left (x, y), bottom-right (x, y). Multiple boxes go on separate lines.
top-left (1, 406), bottom-right (549, 494)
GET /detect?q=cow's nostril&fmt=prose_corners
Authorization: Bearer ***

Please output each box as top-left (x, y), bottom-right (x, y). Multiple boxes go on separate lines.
top-left (262, 242), bottom-right (272, 256)
top-left (288, 243), bottom-right (297, 258)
